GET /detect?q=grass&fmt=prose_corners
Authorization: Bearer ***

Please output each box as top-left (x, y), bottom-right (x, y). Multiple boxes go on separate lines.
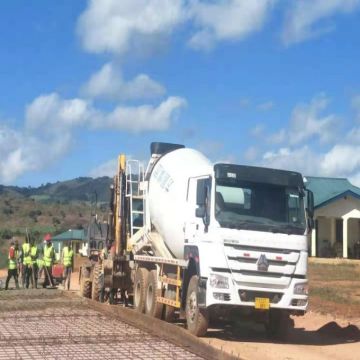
top-left (310, 287), bottom-right (360, 305)
top-left (309, 262), bottom-right (360, 282)
top-left (308, 261), bottom-right (360, 318)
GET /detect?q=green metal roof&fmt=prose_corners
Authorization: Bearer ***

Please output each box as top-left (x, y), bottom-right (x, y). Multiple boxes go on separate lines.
top-left (305, 176), bottom-right (360, 208)
top-left (52, 229), bottom-right (85, 241)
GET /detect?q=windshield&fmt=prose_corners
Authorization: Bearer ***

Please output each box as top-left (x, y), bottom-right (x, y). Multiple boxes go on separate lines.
top-left (215, 181), bottom-right (306, 235)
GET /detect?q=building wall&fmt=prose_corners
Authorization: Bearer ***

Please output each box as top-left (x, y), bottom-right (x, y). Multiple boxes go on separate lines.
top-left (313, 195), bottom-right (360, 258)
top-left (315, 196), bottom-right (360, 218)
top-left (317, 217), bottom-right (331, 242)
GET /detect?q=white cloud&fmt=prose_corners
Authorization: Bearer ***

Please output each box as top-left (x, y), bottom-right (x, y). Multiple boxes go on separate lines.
top-left (262, 146), bottom-right (321, 175)
top-left (257, 101), bottom-right (274, 111)
top-left (26, 92), bottom-right (186, 134)
top-left (0, 124), bottom-right (72, 184)
top-left (101, 96), bottom-right (187, 132)
top-left (267, 94), bottom-right (337, 146)
top-left (189, 0), bottom-right (276, 50)
top-left (256, 94), bottom-right (360, 181)
top-left (89, 158), bottom-right (117, 178)
top-left (320, 144), bottom-right (360, 176)
top-left (349, 172), bottom-right (360, 187)
top-left (77, 0), bottom-right (186, 54)
top-left (282, 0), bottom-right (360, 45)
top-left (261, 142), bottom-right (360, 182)
top-left (25, 93), bottom-right (96, 131)
top-left (288, 94), bottom-right (337, 145)
top-left (77, 0), bottom-right (277, 53)
top-left (1, 90), bottom-right (186, 183)
top-left (82, 62), bottom-right (165, 101)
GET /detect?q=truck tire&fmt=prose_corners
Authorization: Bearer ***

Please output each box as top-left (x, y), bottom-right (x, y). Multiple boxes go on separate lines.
top-left (163, 273), bottom-right (176, 322)
top-left (91, 263), bottom-right (102, 302)
top-left (265, 310), bottom-right (294, 340)
top-left (145, 270), bottom-right (163, 318)
top-left (79, 266), bottom-right (92, 298)
top-left (134, 267), bottom-right (149, 313)
top-left (80, 277), bottom-right (92, 298)
top-left (185, 275), bottom-right (209, 337)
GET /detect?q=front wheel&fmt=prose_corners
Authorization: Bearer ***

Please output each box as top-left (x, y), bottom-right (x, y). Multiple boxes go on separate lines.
top-left (185, 275), bottom-right (209, 337)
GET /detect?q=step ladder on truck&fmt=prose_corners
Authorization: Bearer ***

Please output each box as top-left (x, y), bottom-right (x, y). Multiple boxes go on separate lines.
top-left (79, 142), bottom-right (314, 338)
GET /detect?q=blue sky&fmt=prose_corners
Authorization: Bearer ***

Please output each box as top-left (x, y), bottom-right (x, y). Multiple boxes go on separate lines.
top-left (1, 0), bottom-right (360, 187)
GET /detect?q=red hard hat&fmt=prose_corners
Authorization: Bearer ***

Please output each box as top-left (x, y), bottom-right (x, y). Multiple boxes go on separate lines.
top-left (44, 233), bottom-right (52, 242)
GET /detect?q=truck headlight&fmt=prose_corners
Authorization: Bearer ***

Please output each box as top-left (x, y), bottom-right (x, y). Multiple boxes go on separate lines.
top-left (209, 274), bottom-right (229, 289)
top-left (294, 283), bottom-right (308, 295)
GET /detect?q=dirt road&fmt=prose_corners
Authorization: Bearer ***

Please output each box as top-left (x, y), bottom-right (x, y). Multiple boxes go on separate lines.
top-left (204, 312), bottom-right (360, 360)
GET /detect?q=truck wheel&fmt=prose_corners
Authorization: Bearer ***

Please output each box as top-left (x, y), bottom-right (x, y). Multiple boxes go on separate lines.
top-left (265, 310), bottom-right (294, 340)
top-left (79, 266), bottom-right (92, 298)
top-left (145, 270), bottom-right (163, 318)
top-left (80, 277), bottom-right (92, 298)
top-left (163, 273), bottom-right (176, 322)
top-left (91, 263), bottom-right (102, 302)
top-left (134, 267), bottom-right (149, 313)
top-left (185, 275), bottom-right (209, 337)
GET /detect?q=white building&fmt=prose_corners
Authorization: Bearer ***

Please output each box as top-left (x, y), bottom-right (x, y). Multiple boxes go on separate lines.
top-left (306, 177), bottom-right (360, 259)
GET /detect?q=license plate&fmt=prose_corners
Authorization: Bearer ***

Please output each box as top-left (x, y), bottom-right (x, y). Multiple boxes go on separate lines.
top-left (255, 297), bottom-right (270, 310)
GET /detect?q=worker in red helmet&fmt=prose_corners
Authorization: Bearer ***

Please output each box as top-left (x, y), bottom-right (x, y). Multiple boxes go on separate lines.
top-left (5, 241), bottom-right (20, 290)
top-left (42, 234), bottom-right (55, 288)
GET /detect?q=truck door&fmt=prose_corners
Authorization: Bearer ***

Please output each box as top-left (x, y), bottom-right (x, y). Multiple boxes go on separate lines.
top-left (184, 177), bottom-right (209, 242)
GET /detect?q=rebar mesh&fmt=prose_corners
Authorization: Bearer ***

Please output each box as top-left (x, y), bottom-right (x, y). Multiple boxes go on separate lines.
top-left (0, 291), bottom-right (202, 360)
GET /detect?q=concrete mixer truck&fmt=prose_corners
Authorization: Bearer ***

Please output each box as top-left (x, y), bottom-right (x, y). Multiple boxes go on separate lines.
top-left (80, 142), bottom-right (314, 338)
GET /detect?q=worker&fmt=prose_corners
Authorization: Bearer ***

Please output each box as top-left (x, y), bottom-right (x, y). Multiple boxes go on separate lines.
top-left (42, 233), bottom-right (55, 288)
top-left (30, 238), bottom-right (39, 288)
top-left (22, 237), bottom-right (32, 288)
top-left (5, 241), bottom-right (20, 290)
top-left (61, 241), bottom-right (73, 290)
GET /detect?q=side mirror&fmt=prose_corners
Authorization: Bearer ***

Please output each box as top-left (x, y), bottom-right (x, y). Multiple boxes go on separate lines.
top-left (195, 178), bottom-right (211, 229)
top-left (195, 207), bottom-right (206, 218)
top-left (306, 190), bottom-right (314, 218)
top-left (196, 179), bottom-right (207, 206)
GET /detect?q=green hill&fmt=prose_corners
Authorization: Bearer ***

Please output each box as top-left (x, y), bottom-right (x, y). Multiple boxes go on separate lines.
top-left (0, 177), bottom-right (112, 268)
top-left (0, 176), bottom-right (112, 203)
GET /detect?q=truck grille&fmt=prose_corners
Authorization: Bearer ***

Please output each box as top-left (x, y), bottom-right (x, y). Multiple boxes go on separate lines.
top-left (224, 243), bottom-right (300, 290)
top-left (239, 290), bottom-right (283, 304)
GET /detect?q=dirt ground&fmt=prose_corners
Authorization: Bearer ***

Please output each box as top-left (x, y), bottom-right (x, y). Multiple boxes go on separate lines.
top-left (204, 312), bottom-right (360, 360)
top-left (205, 259), bottom-right (360, 360)
top-left (1, 266), bottom-right (359, 360)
